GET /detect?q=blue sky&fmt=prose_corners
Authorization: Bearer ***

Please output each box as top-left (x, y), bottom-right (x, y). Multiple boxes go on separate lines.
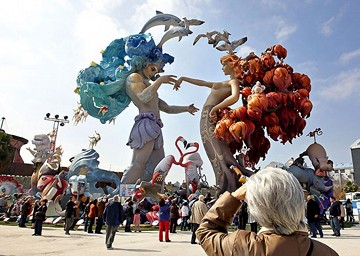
top-left (1, 0), bottom-right (360, 186)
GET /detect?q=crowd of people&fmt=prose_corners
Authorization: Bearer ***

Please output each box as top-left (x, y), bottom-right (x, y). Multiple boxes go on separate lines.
top-left (0, 172), bottom-right (357, 254)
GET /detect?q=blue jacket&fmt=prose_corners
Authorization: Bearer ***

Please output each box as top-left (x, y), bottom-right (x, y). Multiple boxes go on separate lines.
top-left (104, 201), bottom-right (123, 226)
top-left (158, 200), bottom-right (172, 221)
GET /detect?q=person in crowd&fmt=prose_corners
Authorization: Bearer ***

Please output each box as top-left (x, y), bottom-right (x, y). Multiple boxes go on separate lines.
top-left (88, 199), bottom-right (98, 233)
top-left (180, 201), bottom-right (190, 231)
top-left (196, 167), bottom-right (339, 255)
top-left (329, 196), bottom-right (341, 237)
top-left (248, 210), bottom-right (258, 233)
top-left (19, 196), bottom-right (33, 227)
top-left (190, 195), bottom-right (208, 244)
top-left (103, 195), bottom-right (123, 250)
top-left (83, 200), bottom-right (91, 232)
top-left (306, 195), bottom-right (323, 238)
top-left (125, 200), bottom-right (134, 232)
top-left (31, 200), bottom-right (40, 229)
top-left (64, 195), bottom-right (77, 235)
top-left (339, 200), bottom-right (345, 230)
top-left (32, 198), bottom-right (48, 236)
top-left (96, 197), bottom-right (106, 234)
top-left (170, 199), bottom-right (180, 233)
top-left (133, 208), bottom-right (141, 232)
top-left (158, 196), bottom-right (172, 242)
top-left (345, 198), bottom-right (355, 222)
top-left (237, 200), bottom-right (248, 230)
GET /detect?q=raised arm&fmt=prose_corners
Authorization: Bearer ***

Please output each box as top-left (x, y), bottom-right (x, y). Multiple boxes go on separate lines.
top-left (158, 98), bottom-right (199, 115)
top-left (175, 76), bottom-right (214, 90)
top-left (127, 73), bottom-right (177, 103)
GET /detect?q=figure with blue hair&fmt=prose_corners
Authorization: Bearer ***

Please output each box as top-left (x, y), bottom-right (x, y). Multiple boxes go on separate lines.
top-left (76, 33), bottom-right (198, 184)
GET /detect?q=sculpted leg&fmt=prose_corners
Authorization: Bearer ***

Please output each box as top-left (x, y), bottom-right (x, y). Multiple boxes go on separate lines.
top-left (121, 141), bottom-right (155, 184)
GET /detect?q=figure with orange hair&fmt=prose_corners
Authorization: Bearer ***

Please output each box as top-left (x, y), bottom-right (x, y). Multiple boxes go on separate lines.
top-left (176, 54), bottom-right (253, 193)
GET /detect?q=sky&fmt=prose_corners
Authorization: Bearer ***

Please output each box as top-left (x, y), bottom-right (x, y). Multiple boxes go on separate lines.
top-left (1, 0), bottom-right (360, 187)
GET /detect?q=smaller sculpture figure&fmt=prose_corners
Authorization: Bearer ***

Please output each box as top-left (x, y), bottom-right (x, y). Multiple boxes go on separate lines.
top-left (89, 131), bottom-right (101, 149)
top-left (73, 102), bottom-right (89, 125)
top-left (151, 136), bottom-right (201, 195)
top-left (26, 134), bottom-right (51, 163)
top-left (0, 176), bottom-right (24, 195)
top-left (68, 149), bottom-right (121, 197)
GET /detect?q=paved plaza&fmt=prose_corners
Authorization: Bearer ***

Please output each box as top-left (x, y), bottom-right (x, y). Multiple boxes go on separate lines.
top-left (1, 223), bottom-right (359, 255)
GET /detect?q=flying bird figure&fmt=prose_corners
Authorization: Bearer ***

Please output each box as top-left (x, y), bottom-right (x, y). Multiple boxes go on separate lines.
top-left (193, 29), bottom-right (233, 48)
top-left (193, 30), bottom-right (219, 46)
top-left (216, 36), bottom-right (248, 54)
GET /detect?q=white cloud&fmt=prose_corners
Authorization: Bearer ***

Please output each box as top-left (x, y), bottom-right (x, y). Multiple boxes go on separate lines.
top-left (340, 48), bottom-right (360, 64)
top-left (274, 18), bottom-right (297, 42)
top-left (320, 17), bottom-right (334, 36)
top-left (319, 68), bottom-right (360, 100)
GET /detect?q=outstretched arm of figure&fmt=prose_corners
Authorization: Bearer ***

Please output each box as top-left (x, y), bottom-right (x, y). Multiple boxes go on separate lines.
top-left (209, 79), bottom-right (240, 119)
top-left (127, 73), bottom-right (177, 103)
top-left (158, 98), bottom-right (199, 115)
top-left (174, 76), bottom-right (214, 90)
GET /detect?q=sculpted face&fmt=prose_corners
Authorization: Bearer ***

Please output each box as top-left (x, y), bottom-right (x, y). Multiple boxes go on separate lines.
top-left (221, 61), bottom-right (233, 76)
top-left (143, 63), bottom-right (159, 79)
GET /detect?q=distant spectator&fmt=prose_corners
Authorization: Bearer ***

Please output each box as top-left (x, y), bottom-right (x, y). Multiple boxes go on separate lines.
top-left (237, 200), bottom-right (248, 230)
top-left (339, 201), bottom-right (345, 230)
top-left (88, 199), bottom-right (98, 233)
top-left (190, 195), bottom-right (208, 244)
top-left (65, 195), bottom-right (77, 235)
top-left (329, 196), bottom-right (341, 237)
top-left (19, 197), bottom-right (33, 228)
top-left (32, 198), bottom-right (48, 236)
top-left (180, 201), bottom-right (190, 231)
top-left (158, 197), bottom-right (172, 242)
top-left (96, 197), bottom-right (106, 234)
top-left (306, 195), bottom-right (323, 238)
top-left (170, 200), bottom-right (180, 233)
top-left (103, 195), bottom-right (123, 250)
top-left (125, 201), bottom-right (134, 232)
top-left (133, 208), bottom-right (141, 232)
top-left (345, 199), bottom-right (355, 222)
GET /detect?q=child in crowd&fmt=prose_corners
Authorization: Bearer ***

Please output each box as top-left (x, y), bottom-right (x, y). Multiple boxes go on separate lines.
top-left (133, 208), bottom-right (141, 232)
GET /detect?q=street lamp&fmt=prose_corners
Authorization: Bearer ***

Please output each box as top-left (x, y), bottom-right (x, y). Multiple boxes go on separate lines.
top-left (44, 113), bottom-right (69, 153)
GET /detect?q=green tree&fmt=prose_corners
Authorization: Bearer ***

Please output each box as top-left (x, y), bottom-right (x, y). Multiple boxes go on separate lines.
top-left (342, 181), bottom-right (359, 193)
top-left (0, 130), bottom-right (15, 172)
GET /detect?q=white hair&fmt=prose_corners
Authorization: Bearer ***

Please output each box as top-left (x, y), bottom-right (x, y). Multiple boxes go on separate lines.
top-left (246, 167), bottom-right (306, 235)
top-left (113, 195), bottom-right (120, 202)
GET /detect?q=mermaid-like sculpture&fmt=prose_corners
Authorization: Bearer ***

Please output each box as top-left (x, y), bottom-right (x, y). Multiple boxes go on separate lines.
top-left (76, 13), bottom-right (201, 184)
top-left (176, 54), bottom-right (253, 193)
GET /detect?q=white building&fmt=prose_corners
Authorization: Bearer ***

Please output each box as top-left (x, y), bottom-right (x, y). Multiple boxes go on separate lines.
top-left (327, 163), bottom-right (354, 189)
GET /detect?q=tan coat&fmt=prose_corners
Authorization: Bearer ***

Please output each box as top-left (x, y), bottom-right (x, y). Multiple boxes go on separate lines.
top-left (196, 192), bottom-right (339, 256)
top-left (190, 200), bottom-right (208, 224)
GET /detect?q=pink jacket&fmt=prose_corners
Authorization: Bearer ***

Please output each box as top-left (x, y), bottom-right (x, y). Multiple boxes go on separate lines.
top-left (133, 213), bottom-right (141, 226)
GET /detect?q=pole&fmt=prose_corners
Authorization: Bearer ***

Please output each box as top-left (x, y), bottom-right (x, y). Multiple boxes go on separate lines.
top-left (0, 117), bottom-right (5, 130)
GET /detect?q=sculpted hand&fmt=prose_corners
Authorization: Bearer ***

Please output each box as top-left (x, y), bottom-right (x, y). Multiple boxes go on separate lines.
top-left (187, 104), bottom-right (199, 115)
top-left (158, 75), bottom-right (177, 86)
top-left (209, 108), bottom-right (218, 123)
top-left (231, 183), bottom-right (247, 201)
top-left (174, 77), bottom-right (184, 91)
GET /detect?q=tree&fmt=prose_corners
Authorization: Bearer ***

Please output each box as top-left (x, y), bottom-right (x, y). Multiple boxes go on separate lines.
top-left (342, 181), bottom-right (359, 193)
top-left (0, 130), bottom-right (15, 172)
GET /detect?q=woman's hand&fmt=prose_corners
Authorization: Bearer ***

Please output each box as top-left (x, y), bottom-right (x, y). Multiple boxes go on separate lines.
top-left (187, 104), bottom-right (199, 115)
top-left (174, 76), bottom-right (184, 91)
top-left (209, 108), bottom-right (218, 123)
top-left (231, 183), bottom-right (247, 201)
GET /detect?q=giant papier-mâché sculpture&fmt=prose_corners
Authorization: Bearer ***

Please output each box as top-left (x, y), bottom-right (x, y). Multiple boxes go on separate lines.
top-left (176, 33), bottom-right (313, 193)
top-left (74, 11), bottom-right (203, 185)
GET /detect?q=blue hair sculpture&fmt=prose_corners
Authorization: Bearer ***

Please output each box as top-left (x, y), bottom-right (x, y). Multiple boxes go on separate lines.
top-left (76, 33), bottom-right (174, 124)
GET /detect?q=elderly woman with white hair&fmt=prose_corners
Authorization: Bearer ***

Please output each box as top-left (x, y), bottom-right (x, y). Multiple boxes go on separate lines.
top-left (196, 167), bottom-right (338, 256)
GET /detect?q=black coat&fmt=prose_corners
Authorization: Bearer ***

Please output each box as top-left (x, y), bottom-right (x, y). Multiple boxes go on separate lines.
top-left (329, 201), bottom-right (341, 217)
top-left (34, 204), bottom-right (47, 221)
top-left (306, 200), bottom-right (320, 222)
